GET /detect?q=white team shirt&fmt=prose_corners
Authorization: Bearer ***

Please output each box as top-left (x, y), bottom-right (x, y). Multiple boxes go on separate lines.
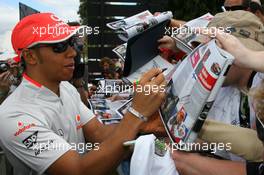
top-left (0, 74), bottom-right (94, 175)
top-left (207, 73), bottom-right (262, 127)
top-left (207, 86), bottom-right (241, 125)
top-left (207, 73), bottom-right (263, 161)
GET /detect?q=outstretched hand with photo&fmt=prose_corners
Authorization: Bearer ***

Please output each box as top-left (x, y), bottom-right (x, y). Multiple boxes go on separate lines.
top-left (203, 29), bottom-right (264, 73)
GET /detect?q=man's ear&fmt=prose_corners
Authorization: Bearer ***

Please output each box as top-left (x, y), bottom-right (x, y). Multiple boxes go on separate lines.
top-left (22, 49), bottom-right (38, 65)
top-left (255, 10), bottom-right (264, 23)
top-left (256, 9), bottom-right (263, 16)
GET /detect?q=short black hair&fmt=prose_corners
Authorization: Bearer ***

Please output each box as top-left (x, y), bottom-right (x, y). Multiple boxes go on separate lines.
top-left (67, 21), bottom-right (81, 26)
top-left (21, 56), bottom-right (26, 71)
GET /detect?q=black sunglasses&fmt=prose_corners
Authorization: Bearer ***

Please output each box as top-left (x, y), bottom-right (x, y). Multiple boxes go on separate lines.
top-left (256, 116), bottom-right (264, 142)
top-left (224, 5), bottom-right (247, 11)
top-left (30, 36), bottom-right (77, 53)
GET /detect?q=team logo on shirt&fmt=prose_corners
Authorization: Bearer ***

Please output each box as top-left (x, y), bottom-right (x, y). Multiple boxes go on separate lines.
top-left (18, 121), bottom-right (24, 129)
top-left (76, 114), bottom-right (83, 130)
top-left (14, 122), bottom-right (36, 136)
top-left (22, 131), bottom-right (38, 149)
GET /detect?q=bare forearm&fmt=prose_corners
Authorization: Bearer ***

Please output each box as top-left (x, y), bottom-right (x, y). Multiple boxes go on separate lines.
top-left (193, 157), bottom-right (246, 175)
top-left (48, 68), bottom-right (166, 175)
top-left (95, 124), bottom-right (118, 143)
top-left (250, 51), bottom-right (264, 72)
top-left (234, 47), bottom-right (264, 72)
top-left (199, 120), bottom-right (263, 161)
top-left (173, 151), bottom-right (246, 175)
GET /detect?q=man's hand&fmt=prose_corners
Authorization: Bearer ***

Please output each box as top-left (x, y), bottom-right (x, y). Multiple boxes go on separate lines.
top-left (131, 68), bottom-right (167, 119)
top-left (171, 150), bottom-right (246, 175)
top-left (140, 111), bottom-right (167, 136)
top-left (158, 35), bottom-right (179, 53)
top-left (213, 31), bottom-right (254, 69)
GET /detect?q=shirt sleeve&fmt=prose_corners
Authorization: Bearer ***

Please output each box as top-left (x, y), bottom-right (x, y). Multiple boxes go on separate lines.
top-left (66, 81), bottom-right (95, 125)
top-left (79, 99), bottom-right (95, 125)
top-left (199, 119), bottom-right (263, 162)
top-left (0, 114), bottom-right (72, 174)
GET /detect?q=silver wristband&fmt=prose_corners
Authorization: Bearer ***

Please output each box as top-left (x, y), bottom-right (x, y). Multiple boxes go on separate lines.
top-left (127, 107), bottom-right (148, 122)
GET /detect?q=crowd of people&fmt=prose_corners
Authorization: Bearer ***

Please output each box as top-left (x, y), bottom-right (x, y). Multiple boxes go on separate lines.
top-left (0, 0), bottom-right (264, 175)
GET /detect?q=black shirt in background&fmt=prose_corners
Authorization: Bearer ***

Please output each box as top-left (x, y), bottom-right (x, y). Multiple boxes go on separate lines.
top-left (247, 162), bottom-right (264, 175)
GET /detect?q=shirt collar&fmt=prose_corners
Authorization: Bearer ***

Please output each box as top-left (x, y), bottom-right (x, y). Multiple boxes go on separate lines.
top-left (22, 73), bottom-right (63, 102)
top-left (22, 73), bottom-right (42, 88)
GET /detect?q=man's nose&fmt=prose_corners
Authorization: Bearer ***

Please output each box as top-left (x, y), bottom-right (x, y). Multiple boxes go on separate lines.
top-left (66, 45), bottom-right (77, 58)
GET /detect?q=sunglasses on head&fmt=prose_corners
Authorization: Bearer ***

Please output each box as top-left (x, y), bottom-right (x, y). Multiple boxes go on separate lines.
top-left (249, 1), bottom-right (264, 14)
top-left (224, 5), bottom-right (247, 11)
top-left (224, 1), bottom-right (263, 13)
top-left (30, 36), bottom-right (77, 53)
top-left (256, 116), bottom-right (264, 142)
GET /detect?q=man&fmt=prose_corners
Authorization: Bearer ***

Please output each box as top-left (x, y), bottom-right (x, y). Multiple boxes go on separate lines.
top-left (206, 10), bottom-right (264, 128)
top-left (159, 0), bottom-right (264, 63)
top-left (224, 0), bottom-right (264, 22)
top-left (161, 10), bottom-right (264, 128)
top-left (172, 10), bottom-right (264, 175)
top-left (223, 0), bottom-right (251, 10)
top-left (172, 84), bottom-right (264, 175)
top-left (211, 23), bottom-right (264, 175)
top-left (170, 0), bottom-right (264, 28)
top-left (99, 57), bottom-right (116, 79)
top-left (0, 13), bottom-right (166, 175)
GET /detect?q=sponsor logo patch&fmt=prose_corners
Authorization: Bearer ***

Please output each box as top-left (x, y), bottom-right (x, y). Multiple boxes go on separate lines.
top-left (22, 131), bottom-right (38, 149)
top-left (76, 115), bottom-right (83, 130)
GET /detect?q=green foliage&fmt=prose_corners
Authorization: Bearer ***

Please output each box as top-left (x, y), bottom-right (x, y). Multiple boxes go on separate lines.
top-left (79, 0), bottom-right (264, 23)
top-left (168, 0), bottom-right (224, 21)
top-left (78, 0), bottom-right (89, 25)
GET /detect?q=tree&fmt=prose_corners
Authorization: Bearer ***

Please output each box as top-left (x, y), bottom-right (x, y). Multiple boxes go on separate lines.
top-left (168, 0), bottom-right (224, 21)
top-left (78, 0), bottom-right (89, 25)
